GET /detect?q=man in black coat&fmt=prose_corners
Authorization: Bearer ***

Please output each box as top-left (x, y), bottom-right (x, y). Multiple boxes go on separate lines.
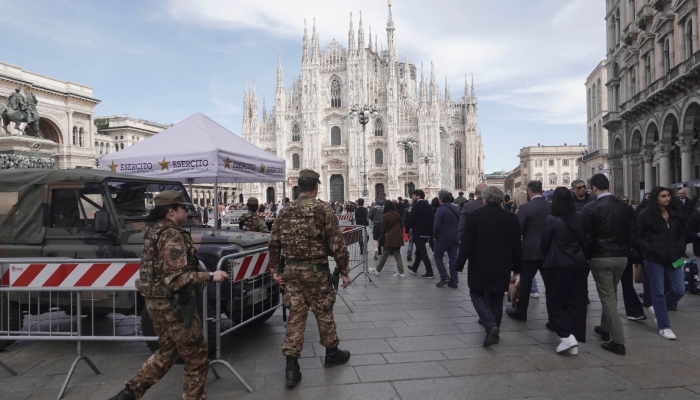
top-left (455, 186), bottom-right (521, 347)
top-left (405, 189), bottom-right (435, 278)
top-left (687, 209), bottom-right (700, 258)
top-left (677, 188), bottom-right (696, 221)
top-left (572, 179), bottom-right (594, 211)
top-left (459, 183), bottom-right (487, 236)
top-left (354, 198), bottom-right (370, 254)
top-left (506, 180), bottom-right (551, 321)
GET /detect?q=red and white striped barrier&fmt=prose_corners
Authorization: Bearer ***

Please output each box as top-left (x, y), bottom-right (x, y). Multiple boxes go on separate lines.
top-left (2, 262), bottom-right (140, 288)
top-left (342, 227), bottom-right (363, 245)
top-left (228, 252), bottom-right (270, 283)
top-left (337, 214), bottom-right (354, 221)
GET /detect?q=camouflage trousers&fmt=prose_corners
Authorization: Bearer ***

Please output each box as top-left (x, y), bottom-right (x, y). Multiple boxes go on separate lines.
top-left (282, 265), bottom-right (339, 358)
top-left (127, 297), bottom-right (208, 400)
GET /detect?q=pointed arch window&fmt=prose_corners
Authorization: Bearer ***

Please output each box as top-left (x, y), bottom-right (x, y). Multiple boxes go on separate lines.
top-left (331, 78), bottom-right (341, 107)
top-left (292, 124), bottom-right (300, 142)
top-left (454, 143), bottom-right (463, 189)
top-left (331, 126), bottom-right (341, 145)
top-left (375, 149), bottom-right (383, 165)
top-left (374, 119), bottom-right (383, 136)
top-left (292, 153), bottom-right (300, 169)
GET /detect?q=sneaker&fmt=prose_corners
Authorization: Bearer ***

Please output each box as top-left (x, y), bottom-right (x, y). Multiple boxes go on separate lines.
top-left (368, 268), bottom-right (380, 276)
top-left (436, 280), bottom-right (450, 288)
top-left (626, 314), bottom-right (647, 321)
top-left (394, 272), bottom-right (406, 278)
top-left (530, 292), bottom-right (540, 298)
top-left (567, 346), bottom-right (579, 355)
top-left (556, 335), bottom-right (578, 354)
top-left (448, 283), bottom-right (458, 289)
top-left (408, 266), bottom-right (418, 275)
top-left (659, 329), bottom-right (677, 340)
top-left (374, 250), bottom-right (379, 261)
top-left (421, 273), bottom-right (435, 279)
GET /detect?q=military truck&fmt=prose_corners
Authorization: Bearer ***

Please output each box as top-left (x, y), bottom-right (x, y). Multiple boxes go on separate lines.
top-left (0, 169), bottom-right (280, 352)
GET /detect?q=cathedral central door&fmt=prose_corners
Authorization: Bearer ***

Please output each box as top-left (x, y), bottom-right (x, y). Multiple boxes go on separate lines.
top-left (330, 175), bottom-right (344, 203)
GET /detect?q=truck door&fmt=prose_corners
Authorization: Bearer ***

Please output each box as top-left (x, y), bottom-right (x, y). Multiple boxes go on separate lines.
top-left (43, 183), bottom-right (118, 258)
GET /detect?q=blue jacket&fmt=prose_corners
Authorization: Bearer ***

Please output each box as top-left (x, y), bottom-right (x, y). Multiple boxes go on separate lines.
top-left (433, 203), bottom-right (461, 244)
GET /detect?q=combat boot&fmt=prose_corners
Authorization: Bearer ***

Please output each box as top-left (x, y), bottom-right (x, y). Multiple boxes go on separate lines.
top-left (324, 347), bottom-right (351, 368)
top-left (108, 384), bottom-right (136, 400)
top-left (285, 356), bottom-right (302, 388)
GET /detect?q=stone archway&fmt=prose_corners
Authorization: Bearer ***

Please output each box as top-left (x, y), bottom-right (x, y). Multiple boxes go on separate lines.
top-left (330, 175), bottom-right (344, 203)
top-left (24, 117), bottom-right (62, 144)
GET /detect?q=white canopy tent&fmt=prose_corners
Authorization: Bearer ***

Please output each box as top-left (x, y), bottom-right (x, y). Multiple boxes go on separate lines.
top-left (99, 112), bottom-right (286, 226)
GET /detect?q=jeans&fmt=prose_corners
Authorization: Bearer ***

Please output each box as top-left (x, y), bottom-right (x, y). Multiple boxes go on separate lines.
top-left (412, 236), bottom-right (433, 274)
top-left (531, 277), bottom-right (539, 294)
top-left (434, 240), bottom-right (460, 284)
top-left (407, 233), bottom-right (414, 256)
top-left (470, 290), bottom-right (504, 331)
top-left (644, 260), bottom-right (685, 329)
top-left (590, 257), bottom-right (627, 344)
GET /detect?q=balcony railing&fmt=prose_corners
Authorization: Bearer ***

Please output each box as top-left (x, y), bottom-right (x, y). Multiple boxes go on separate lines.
top-left (602, 112), bottom-right (621, 130)
top-left (581, 149), bottom-right (609, 163)
top-left (636, 5), bottom-right (653, 28)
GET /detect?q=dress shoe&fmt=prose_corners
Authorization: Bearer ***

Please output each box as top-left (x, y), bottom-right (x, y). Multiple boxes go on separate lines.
top-left (407, 255), bottom-right (412, 262)
top-left (556, 335), bottom-right (578, 354)
top-left (421, 273), bottom-right (435, 279)
top-left (659, 329), bottom-right (677, 340)
top-left (108, 385), bottom-right (136, 400)
top-left (436, 280), bottom-right (450, 288)
top-left (594, 326), bottom-right (610, 341)
top-left (324, 347), bottom-right (351, 368)
top-left (601, 341), bottom-right (626, 355)
top-left (506, 307), bottom-right (527, 321)
top-left (483, 326), bottom-right (500, 347)
top-left (408, 266), bottom-right (418, 275)
top-left (285, 356), bottom-right (302, 388)
top-left (448, 283), bottom-right (458, 289)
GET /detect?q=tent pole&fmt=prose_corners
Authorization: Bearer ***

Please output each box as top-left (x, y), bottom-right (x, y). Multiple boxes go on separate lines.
top-left (187, 178), bottom-right (194, 202)
top-left (212, 177), bottom-right (218, 236)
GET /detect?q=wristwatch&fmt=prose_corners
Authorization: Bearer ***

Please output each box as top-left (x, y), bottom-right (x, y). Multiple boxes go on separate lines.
top-left (208, 272), bottom-right (214, 281)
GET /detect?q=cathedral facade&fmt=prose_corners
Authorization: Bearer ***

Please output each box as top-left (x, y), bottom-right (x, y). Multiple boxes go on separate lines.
top-left (242, 4), bottom-right (484, 203)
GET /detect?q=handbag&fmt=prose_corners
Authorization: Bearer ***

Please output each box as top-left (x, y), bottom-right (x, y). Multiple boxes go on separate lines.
top-left (378, 218), bottom-right (398, 244)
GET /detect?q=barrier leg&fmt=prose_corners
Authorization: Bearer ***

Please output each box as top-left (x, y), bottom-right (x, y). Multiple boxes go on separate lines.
top-left (57, 293), bottom-right (100, 400)
top-left (207, 282), bottom-right (253, 393)
top-left (0, 360), bottom-right (17, 375)
top-left (350, 233), bottom-right (377, 288)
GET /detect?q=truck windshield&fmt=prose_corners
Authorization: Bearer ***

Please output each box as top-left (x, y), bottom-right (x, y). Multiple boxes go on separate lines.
top-left (105, 180), bottom-right (195, 220)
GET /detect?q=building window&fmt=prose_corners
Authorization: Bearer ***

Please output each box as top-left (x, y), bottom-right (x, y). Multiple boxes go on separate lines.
top-left (630, 66), bottom-right (637, 96)
top-left (563, 176), bottom-right (570, 185)
top-left (549, 176), bottom-right (557, 185)
top-left (587, 89), bottom-right (591, 119)
top-left (331, 126), bottom-right (341, 145)
top-left (454, 143), bottom-right (463, 189)
top-left (374, 119), bottom-right (383, 136)
top-left (687, 20), bottom-right (695, 59)
top-left (331, 78), bottom-right (341, 107)
top-left (79, 127), bottom-right (84, 147)
top-left (663, 38), bottom-right (671, 74)
top-left (535, 159), bottom-right (543, 167)
top-left (592, 84), bottom-right (597, 115)
top-left (292, 124), bottom-right (300, 142)
top-left (73, 126), bottom-right (78, 146)
top-left (645, 54), bottom-right (652, 87)
top-left (292, 153), bottom-right (300, 169)
top-left (405, 147), bottom-right (414, 164)
top-left (375, 149), bottom-right (383, 165)
top-left (563, 159), bottom-right (570, 166)
top-left (548, 159), bottom-right (555, 167)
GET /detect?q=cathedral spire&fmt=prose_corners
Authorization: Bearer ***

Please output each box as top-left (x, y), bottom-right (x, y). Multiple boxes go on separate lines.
top-left (420, 62), bottom-right (427, 104)
top-left (471, 74), bottom-right (476, 103)
top-left (368, 25), bottom-right (372, 50)
top-left (445, 75), bottom-right (450, 101)
top-left (358, 11), bottom-right (365, 51)
top-left (252, 79), bottom-right (259, 120)
top-left (312, 17), bottom-right (320, 63)
top-left (243, 80), bottom-right (249, 123)
top-left (430, 61), bottom-right (437, 103)
top-left (262, 95), bottom-right (267, 121)
top-left (386, 0), bottom-right (396, 60)
top-left (464, 74), bottom-right (471, 104)
top-left (348, 12), bottom-right (356, 56)
top-left (276, 50), bottom-right (284, 89)
top-left (302, 19), bottom-right (309, 63)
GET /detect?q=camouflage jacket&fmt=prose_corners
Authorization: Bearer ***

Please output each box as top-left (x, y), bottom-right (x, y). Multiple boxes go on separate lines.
top-left (240, 211), bottom-right (268, 233)
top-left (135, 219), bottom-right (208, 298)
top-left (268, 193), bottom-right (349, 275)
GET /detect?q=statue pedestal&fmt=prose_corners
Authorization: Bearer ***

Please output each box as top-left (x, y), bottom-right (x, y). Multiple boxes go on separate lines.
top-left (0, 135), bottom-right (57, 169)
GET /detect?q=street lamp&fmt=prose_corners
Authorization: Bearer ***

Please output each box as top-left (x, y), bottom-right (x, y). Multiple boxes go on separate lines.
top-left (397, 136), bottom-right (417, 197)
top-left (419, 153), bottom-right (434, 190)
top-left (349, 104), bottom-right (379, 198)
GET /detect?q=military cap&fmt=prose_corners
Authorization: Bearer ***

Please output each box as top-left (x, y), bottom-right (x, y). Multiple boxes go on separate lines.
top-left (299, 169), bottom-right (321, 183)
top-left (154, 190), bottom-right (192, 207)
top-left (247, 197), bottom-right (259, 205)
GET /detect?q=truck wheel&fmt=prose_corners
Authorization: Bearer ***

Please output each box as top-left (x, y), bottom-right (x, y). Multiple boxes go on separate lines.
top-left (140, 301), bottom-right (217, 357)
top-left (0, 300), bottom-right (24, 351)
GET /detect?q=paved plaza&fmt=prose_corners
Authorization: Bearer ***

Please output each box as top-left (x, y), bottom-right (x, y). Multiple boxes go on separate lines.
top-left (3, 245), bottom-right (700, 399)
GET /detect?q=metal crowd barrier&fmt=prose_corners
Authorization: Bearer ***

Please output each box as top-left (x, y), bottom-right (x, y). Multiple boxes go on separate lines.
top-left (0, 257), bottom-right (154, 399)
top-left (340, 226), bottom-right (373, 287)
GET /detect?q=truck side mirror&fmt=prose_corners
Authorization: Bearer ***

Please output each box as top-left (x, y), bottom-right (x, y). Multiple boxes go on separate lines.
top-left (94, 211), bottom-right (111, 233)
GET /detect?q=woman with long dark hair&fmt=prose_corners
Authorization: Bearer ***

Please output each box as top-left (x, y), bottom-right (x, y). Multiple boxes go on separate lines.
top-left (539, 187), bottom-right (588, 355)
top-left (369, 200), bottom-right (406, 277)
top-left (635, 187), bottom-right (686, 340)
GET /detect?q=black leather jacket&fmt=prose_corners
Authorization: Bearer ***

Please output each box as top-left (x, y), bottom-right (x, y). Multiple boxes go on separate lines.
top-left (636, 208), bottom-right (686, 265)
top-left (540, 214), bottom-right (587, 268)
top-left (582, 195), bottom-right (635, 258)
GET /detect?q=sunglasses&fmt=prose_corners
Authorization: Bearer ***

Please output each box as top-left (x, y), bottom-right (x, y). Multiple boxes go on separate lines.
top-left (622, 199), bottom-right (629, 203)
top-left (575, 186), bottom-right (586, 190)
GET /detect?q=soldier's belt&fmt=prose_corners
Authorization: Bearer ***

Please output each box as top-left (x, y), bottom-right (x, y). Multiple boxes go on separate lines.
top-left (288, 262), bottom-right (330, 271)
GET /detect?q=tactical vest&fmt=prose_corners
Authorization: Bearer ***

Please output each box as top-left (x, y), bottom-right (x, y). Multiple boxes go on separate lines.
top-left (135, 222), bottom-right (200, 298)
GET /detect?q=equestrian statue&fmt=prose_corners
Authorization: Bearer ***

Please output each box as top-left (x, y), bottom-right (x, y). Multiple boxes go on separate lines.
top-left (1, 86), bottom-right (42, 138)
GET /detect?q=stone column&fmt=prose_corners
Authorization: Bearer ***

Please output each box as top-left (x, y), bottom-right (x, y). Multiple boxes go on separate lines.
top-left (640, 148), bottom-right (655, 193)
top-left (656, 142), bottom-right (673, 188)
top-left (629, 154), bottom-right (642, 203)
top-left (676, 138), bottom-right (697, 182)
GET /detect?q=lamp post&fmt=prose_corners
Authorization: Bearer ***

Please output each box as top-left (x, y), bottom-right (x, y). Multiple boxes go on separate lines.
top-left (397, 136), bottom-right (417, 197)
top-left (419, 153), bottom-right (434, 191)
top-left (349, 104), bottom-right (379, 198)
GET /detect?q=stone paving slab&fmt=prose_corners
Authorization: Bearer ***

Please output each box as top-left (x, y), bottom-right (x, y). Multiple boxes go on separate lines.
top-left (3, 244), bottom-right (700, 399)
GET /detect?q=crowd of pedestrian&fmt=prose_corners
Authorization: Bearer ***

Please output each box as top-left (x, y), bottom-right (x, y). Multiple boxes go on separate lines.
top-left (354, 173), bottom-right (698, 356)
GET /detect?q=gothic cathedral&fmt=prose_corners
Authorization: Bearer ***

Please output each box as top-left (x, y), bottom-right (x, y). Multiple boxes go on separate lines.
top-left (242, 3), bottom-right (484, 203)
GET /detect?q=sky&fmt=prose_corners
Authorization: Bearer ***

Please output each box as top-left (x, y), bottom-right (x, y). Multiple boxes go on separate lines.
top-left (0, 0), bottom-right (607, 173)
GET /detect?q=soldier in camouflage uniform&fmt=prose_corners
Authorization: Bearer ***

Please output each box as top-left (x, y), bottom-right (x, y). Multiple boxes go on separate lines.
top-left (110, 191), bottom-right (228, 400)
top-left (239, 197), bottom-right (268, 233)
top-left (269, 169), bottom-right (352, 388)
